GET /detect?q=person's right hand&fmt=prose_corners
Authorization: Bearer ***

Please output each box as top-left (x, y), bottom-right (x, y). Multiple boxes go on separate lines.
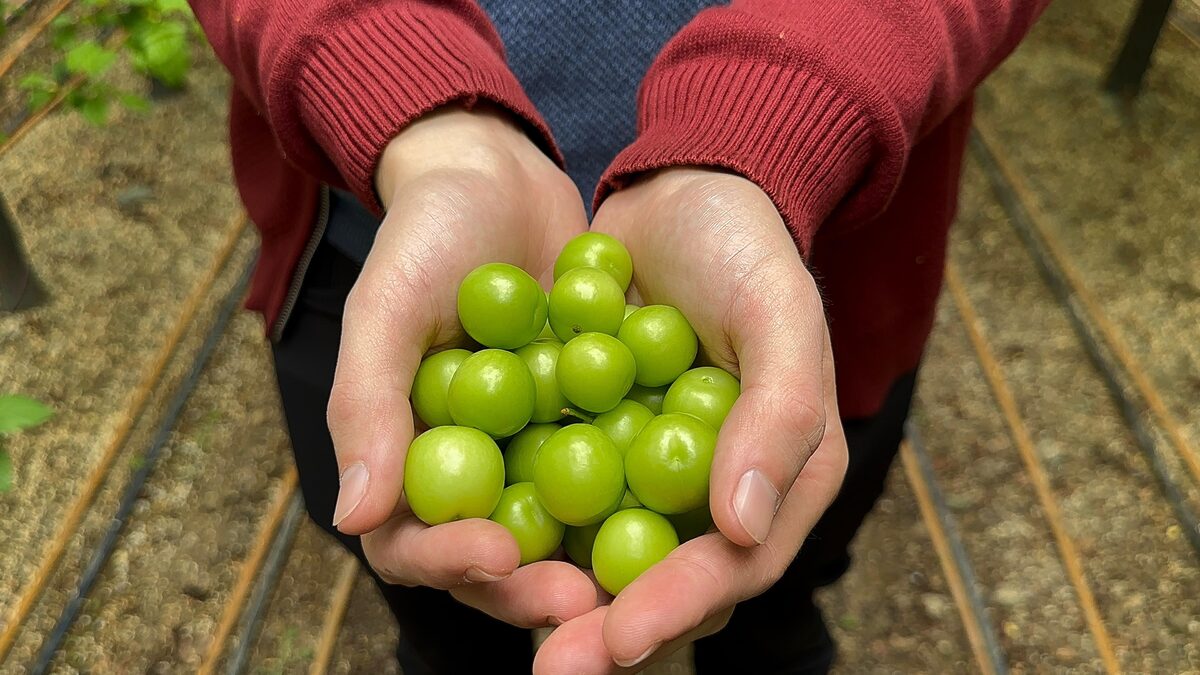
top-left (326, 104), bottom-right (597, 628)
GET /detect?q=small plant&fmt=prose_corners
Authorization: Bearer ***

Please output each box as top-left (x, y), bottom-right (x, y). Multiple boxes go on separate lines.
top-left (0, 394), bottom-right (53, 491)
top-left (16, 0), bottom-right (199, 125)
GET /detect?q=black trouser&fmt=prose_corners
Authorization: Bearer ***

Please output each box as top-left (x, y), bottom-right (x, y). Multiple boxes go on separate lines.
top-left (271, 241), bottom-right (918, 674)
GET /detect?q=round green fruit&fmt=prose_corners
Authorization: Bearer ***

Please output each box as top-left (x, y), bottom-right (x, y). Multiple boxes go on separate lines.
top-left (623, 303), bottom-right (639, 320)
top-left (515, 340), bottom-right (569, 423)
top-left (447, 349), bottom-right (535, 438)
top-left (404, 426), bottom-right (505, 525)
top-left (667, 506), bottom-right (713, 542)
top-left (562, 490), bottom-right (642, 568)
top-left (592, 509), bottom-right (679, 595)
top-left (553, 232), bottom-right (634, 291)
top-left (532, 424), bottom-right (625, 526)
top-left (662, 366), bottom-right (741, 430)
top-left (562, 521), bottom-right (602, 568)
top-left (625, 384), bottom-right (668, 415)
top-left (548, 267), bottom-right (625, 341)
top-left (489, 482), bottom-right (565, 565)
top-left (625, 413), bottom-right (717, 514)
top-left (556, 333), bottom-right (635, 413)
top-left (591, 399), bottom-right (654, 456)
top-left (618, 305), bottom-right (699, 387)
top-left (503, 423), bottom-right (560, 485)
top-left (410, 349), bottom-right (471, 427)
top-left (457, 262), bottom-right (547, 349)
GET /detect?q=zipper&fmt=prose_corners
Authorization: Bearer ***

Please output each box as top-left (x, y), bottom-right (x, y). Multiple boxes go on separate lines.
top-left (271, 184), bottom-right (331, 342)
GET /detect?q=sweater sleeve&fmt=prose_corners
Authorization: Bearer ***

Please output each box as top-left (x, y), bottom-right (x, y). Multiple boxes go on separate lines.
top-left (596, 0), bottom-right (1051, 255)
top-left (190, 0), bottom-right (558, 213)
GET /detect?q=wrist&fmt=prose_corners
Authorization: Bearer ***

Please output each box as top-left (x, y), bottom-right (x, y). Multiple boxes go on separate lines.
top-left (374, 103), bottom-right (542, 210)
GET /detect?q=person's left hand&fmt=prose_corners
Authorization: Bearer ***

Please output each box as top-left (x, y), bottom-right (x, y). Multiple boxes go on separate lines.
top-left (533, 168), bottom-right (850, 673)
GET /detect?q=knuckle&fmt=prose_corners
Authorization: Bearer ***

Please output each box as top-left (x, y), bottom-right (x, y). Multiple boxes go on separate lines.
top-left (767, 381), bottom-right (827, 458)
top-left (672, 554), bottom-right (727, 600)
top-left (326, 377), bottom-right (370, 433)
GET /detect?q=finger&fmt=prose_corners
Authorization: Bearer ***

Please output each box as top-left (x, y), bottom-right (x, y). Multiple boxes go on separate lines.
top-left (602, 433), bottom-right (846, 666)
top-left (710, 264), bottom-right (830, 546)
top-left (361, 514), bottom-right (520, 589)
top-left (533, 606), bottom-right (611, 675)
top-left (450, 560), bottom-right (599, 628)
top-left (327, 239), bottom-right (435, 535)
top-left (533, 606), bottom-right (731, 674)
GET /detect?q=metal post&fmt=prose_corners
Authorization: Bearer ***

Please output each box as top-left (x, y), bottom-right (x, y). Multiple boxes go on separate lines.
top-left (1104, 0), bottom-right (1175, 99)
top-left (0, 194), bottom-right (47, 312)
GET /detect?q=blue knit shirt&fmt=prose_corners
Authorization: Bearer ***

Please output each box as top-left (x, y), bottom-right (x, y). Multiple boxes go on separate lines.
top-left (325, 0), bottom-right (723, 263)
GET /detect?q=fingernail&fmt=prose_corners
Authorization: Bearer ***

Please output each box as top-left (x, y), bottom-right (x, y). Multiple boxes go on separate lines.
top-left (614, 642), bottom-right (659, 668)
top-left (734, 468), bottom-right (781, 544)
top-left (332, 461), bottom-right (368, 527)
top-left (464, 566), bottom-right (509, 583)
top-left (546, 615), bottom-right (564, 627)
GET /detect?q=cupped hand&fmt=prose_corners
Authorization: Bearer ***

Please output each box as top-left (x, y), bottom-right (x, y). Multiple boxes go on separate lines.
top-left (534, 168), bottom-right (850, 673)
top-left (326, 105), bottom-right (595, 628)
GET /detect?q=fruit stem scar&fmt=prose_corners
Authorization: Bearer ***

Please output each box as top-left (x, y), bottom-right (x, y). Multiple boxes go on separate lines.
top-left (561, 407), bottom-right (596, 424)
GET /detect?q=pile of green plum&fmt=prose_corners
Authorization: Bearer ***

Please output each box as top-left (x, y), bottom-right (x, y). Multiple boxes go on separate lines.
top-left (404, 233), bottom-right (740, 595)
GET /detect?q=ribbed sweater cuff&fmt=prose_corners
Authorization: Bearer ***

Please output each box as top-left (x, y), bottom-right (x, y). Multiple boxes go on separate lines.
top-left (597, 61), bottom-right (873, 257)
top-left (290, 6), bottom-right (558, 214)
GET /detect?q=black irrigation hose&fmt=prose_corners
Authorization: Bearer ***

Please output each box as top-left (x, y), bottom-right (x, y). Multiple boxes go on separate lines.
top-left (223, 496), bottom-right (304, 675)
top-left (905, 421), bottom-right (1010, 675)
top-left (969, 131), bottom-right (1200, 561)
top-left (28, 259), bottom-right (255, 675)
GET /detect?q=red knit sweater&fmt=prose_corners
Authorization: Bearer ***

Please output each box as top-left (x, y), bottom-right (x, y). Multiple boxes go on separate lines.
top-left (192, 0), bottom-right (1048, 418)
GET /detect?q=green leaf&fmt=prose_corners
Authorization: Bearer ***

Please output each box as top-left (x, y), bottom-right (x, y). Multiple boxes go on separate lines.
top-left (50, 14), bottom-right (77, 49)
top-left (128, 20), bottom-right (190, 86)
top-left (27, 89), bottom-right (55, 110)
top-left (118, 92), bottom-right (150, 112)
top-left (79, 95), bottom-right (110, 125)
top-left (18, 73), bottom-right (57, 92)
top-left (157, 0), bottom-right (192, 14)
top-left (0, 395), bottom-right (53, 434)
top-left (65, 41), bottom-right (118, 77)
top-left (0, 448), bottom-right (11, 493)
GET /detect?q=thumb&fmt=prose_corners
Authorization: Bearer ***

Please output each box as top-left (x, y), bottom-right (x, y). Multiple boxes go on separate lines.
top-left (709, 267), bottom-right (831, 547)
top-left (326, 252), bottom-right (431, 535)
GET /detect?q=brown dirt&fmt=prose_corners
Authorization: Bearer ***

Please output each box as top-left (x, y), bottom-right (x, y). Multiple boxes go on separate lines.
top-left (0, 47), bottom-right (245, 667)
top-left (247, 521), bottom-right (356, 674)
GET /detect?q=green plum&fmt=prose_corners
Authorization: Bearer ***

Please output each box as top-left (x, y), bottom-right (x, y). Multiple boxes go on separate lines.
top-left (532, 424), bottom-right (625, 526)
top-left (536, 291), bottom-right (557, 341)
top-left (403, 426), bottom-right (505, 525)
top-left (553, 232), bottom-right (634, 291)
top-left (625, 383), bottom-right (668, 415)
top-left (515, 340), bottom-right (569, 423)
top-left (447, 349), bottom-right (535, 438)
top-left (489, 482), bottom-right (565, 565)
top-left (457, 262), bottom-right (547, 349)
top-left (503, 422), bottom-right (560, 485)
top-left (562, 489), bottom-right (641, 568)
top-left (410, 349), bottom-right (471, 427)
top-left (662, 366), bottom-right (741, 430)
top-left (618, 305), bottom-right (698, 387)
top-left (591, 400), bottom-right (654, 456)
top-left (618, 488), bottom-right (642, 510)
top-left (592, 509), bottom-right (679, 595)
top-left (667, 506), bottom-right (713, 542)
top-left (623, 303), bottom-right (639, 320)
top-left (625, 413), bottom-right (717, 514)
top-left (562, 521), bottom-right (602, 568)
top-left (548, 267), bottom-right (625, 341)
top-left (556, 333), bottom-right (636, 413)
